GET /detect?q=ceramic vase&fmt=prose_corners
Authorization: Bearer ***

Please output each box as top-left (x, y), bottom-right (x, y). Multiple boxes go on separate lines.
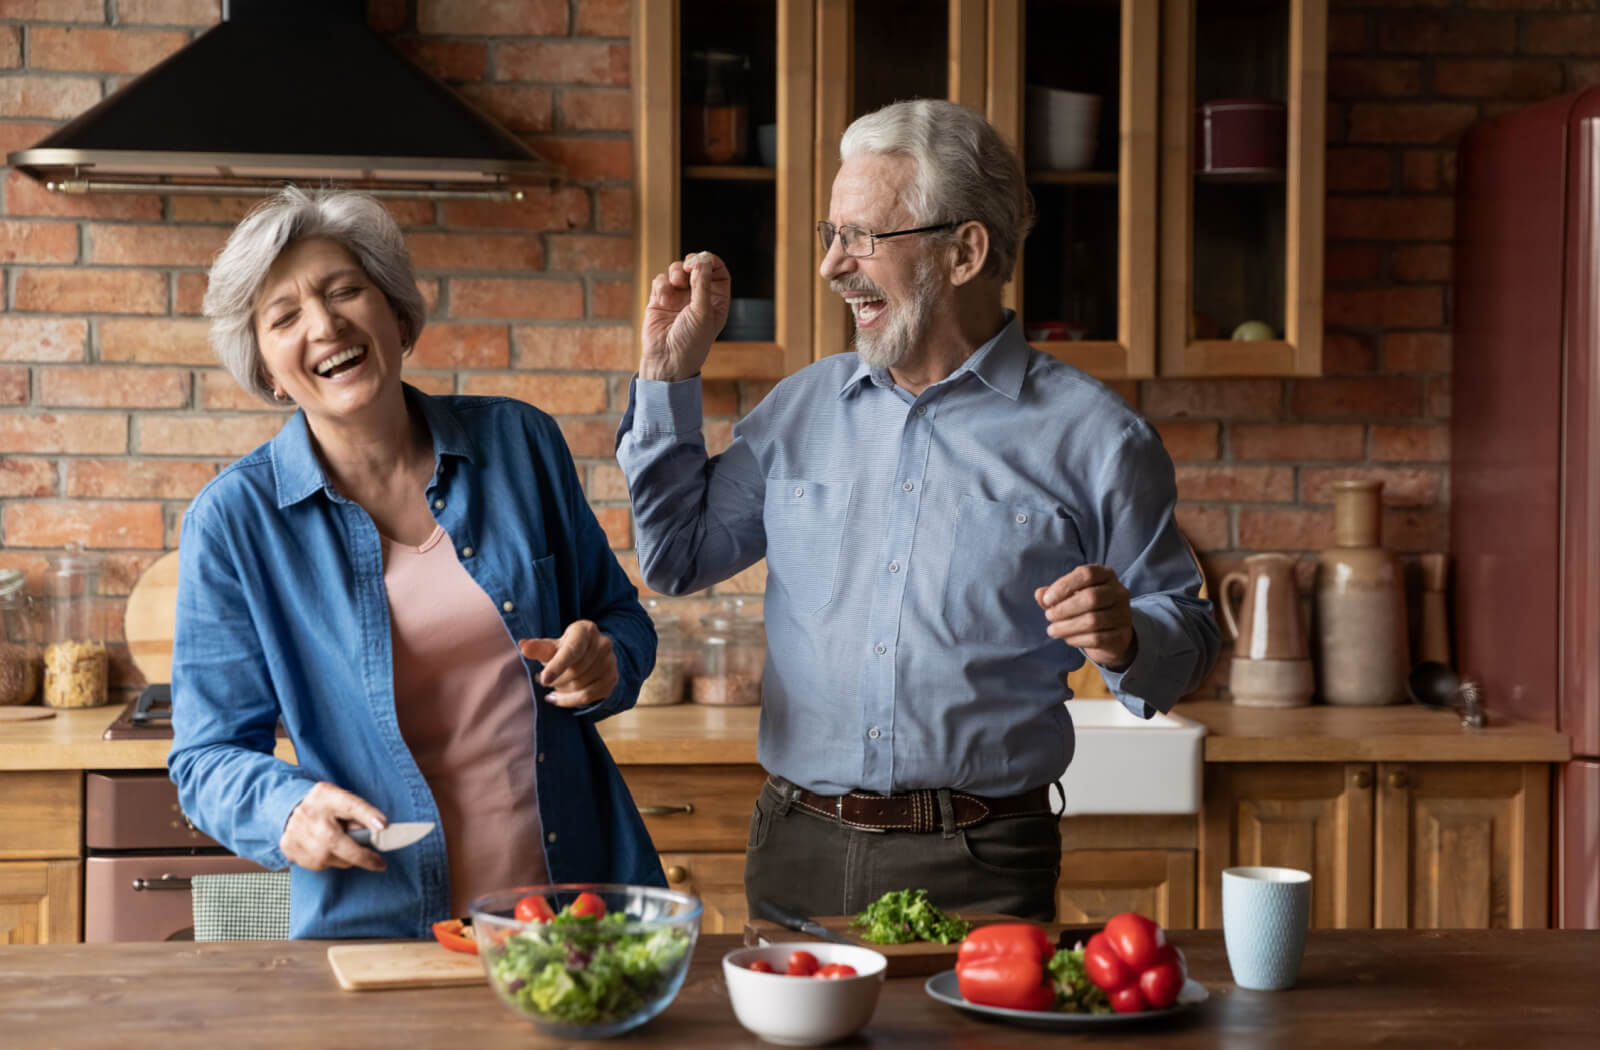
top-left (1315, 481), bottom-right (1409, 705)
top-left (1220, 553), bottom-right (1314, 708)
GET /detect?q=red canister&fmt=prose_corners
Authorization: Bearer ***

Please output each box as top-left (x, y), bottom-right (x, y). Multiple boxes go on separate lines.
top-left (1195, 99), bottom-right (1286, 174)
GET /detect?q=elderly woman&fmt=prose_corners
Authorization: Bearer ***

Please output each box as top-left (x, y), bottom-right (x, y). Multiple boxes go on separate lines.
top-left (169, 187), bottom-right (661, 938)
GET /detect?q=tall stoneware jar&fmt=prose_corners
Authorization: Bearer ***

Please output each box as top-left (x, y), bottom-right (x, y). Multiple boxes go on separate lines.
top-left (1315, 480), bottom-right (1409, 705)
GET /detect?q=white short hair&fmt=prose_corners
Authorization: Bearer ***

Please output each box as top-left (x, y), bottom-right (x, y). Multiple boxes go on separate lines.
top-left (840, 99), bottom-right (1034, 282)
top-left (203, 187), bottom-right (426, 403)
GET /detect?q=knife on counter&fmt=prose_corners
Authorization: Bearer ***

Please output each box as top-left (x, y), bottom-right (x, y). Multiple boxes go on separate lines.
top-left (347, 822), bottom-right (433, 852)
top-left (755, 898), bottom-right (857, 946)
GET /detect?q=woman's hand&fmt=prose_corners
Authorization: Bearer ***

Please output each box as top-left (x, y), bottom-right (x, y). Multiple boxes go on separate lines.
top-left (639, 251), bottom-right (730, 382)
top-left (280, 781), bottom-right (388, 872)
top-left (518, 620), bottom-right (619, 708)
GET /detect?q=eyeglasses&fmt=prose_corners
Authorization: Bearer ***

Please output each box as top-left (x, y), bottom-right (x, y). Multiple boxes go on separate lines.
top-left (816, 220), bottom-right (959, 258)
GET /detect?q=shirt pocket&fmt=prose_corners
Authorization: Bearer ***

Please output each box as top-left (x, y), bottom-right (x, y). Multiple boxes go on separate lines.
top-left (762, 479), bottom-right (853, 616)
top-left (941, 494), bottom-right (1086, 645)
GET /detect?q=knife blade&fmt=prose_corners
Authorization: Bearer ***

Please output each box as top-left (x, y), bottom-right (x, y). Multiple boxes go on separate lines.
top-left (347, 822), bottom-right (433, 852)
top-left (755, 898), bottom-right (856, 946)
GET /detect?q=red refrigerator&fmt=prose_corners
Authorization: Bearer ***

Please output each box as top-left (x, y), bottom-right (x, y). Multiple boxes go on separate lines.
top-left (1453, 87), bottom-right (1600, 929)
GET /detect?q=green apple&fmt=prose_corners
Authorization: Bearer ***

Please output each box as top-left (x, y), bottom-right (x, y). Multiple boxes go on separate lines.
top-left (1231, 320), bottom-right (1275, 341)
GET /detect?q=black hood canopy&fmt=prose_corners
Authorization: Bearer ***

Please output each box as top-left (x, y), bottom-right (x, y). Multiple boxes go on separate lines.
top-left (6, 0), bottom-right (557, 200)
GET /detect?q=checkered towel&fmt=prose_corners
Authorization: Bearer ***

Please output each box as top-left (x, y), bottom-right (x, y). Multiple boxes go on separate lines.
top-left (191, 870), bottom-right (291, 941)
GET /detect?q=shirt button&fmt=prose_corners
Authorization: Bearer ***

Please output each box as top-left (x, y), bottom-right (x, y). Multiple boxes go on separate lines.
top-left (917, 406), bottom-right (928, 417)
top-left (868, 727), bottom-right (881, 740)
top-left (793, 486), bottom-right (804, 498)
top-left (538, 752), bottom-right (545, 763)
top-left (547, 832), bottom-right (557, 843)
top-left (902, 480), bottom-right (915, 492)
top-left (461, 546), bottom-right (474, 558)
top-left (888, 561), bottom-right (900, 574)
top-left (1015, 513), bottom-right (1028, 525)
top-left (874, 644), bottom-right (886, 655)
top-left (433, 499), bottom-right (445, 510)
top-left (502, 600), bottom-right (515, 612)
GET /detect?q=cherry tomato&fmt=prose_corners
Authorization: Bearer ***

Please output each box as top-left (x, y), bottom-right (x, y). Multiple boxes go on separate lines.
top-left (513, 894), bottom-right (556, 923)
top-left (747, 960), bottom-right (775, 973)
top-left (569, 891), bottom-right (607, 919)
top-left (1102, 912), bottom-right (1164, 970)
top-left (817, 963), bottom-right (858, 979)
top-left (786, 949), bottom-right (820, 976)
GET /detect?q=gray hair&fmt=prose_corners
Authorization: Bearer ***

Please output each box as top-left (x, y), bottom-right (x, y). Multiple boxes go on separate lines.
top-left (839, 99), bottom-right (1034, 282)
top-left (203, 186), bottom-right (426, 403)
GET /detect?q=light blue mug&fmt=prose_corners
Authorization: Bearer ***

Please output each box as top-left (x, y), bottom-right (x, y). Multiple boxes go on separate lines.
top-left (1222, 866), bottom-right (1311, 990)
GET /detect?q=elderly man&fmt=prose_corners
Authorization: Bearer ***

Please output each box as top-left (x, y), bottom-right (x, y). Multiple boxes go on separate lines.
top-left (617, 99), bottom-right (1218, 921)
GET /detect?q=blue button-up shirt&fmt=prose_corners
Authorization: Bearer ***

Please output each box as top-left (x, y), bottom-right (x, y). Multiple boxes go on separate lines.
top-left (617, 313), bottom-right (1218, 797)
top-left (170, 386), bottom-right (662, 939)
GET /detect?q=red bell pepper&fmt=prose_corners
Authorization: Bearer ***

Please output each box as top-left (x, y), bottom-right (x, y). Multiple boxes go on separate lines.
top-left (1081, 913), bottom-right (1186, 1013)
top-left (430, 917), bottom-right (478, 955)
top-left (955, 923), bottom-right (1056, 1012)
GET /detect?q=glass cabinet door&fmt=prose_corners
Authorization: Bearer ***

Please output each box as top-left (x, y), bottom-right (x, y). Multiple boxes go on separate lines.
top-left (1160, 0), bottom-right (1325, 375)
top-left (989, 0), bottom-right (1159, 378)
top-left (635, 0), bottom-right (815, 380)
top-left (813, 0), bottom-right (959, 361)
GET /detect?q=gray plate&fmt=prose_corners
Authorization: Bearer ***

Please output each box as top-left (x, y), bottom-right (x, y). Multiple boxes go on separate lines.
top-left (923, 970), bottom-right (1208, 1029)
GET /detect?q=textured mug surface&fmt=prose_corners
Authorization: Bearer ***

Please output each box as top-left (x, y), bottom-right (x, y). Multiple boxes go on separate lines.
top-left (1222, 866), bottom-right (1311, 990)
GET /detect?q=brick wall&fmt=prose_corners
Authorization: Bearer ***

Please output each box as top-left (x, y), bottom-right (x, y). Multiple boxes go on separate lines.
top-left (0, 0), bottom-right (1595, 701)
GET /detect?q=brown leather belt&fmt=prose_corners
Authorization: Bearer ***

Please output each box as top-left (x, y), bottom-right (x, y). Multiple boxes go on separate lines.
top-left (767, 775), bottom-right (1055, 833)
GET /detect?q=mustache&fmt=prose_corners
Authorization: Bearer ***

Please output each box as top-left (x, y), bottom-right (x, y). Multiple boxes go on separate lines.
top-left (830, 274), bottom-right (885, 297)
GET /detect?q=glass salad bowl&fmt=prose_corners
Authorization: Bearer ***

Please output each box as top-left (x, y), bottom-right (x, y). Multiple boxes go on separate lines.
top-left (469, 883), bottom-right (702, 1039)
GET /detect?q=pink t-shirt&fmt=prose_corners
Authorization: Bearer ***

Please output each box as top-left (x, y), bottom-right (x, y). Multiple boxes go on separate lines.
top-left (383, 524), bottom-right (547, 916)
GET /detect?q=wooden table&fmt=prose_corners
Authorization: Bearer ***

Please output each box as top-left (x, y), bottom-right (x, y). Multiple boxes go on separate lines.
top-left (1, 930), bottom-right (1594, 1048)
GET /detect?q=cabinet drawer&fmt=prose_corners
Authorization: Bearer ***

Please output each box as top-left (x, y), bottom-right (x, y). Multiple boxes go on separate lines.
top-left (622, 766), bottom-right (766, 851)
top-left (0, 771), bottom-right (80, 860)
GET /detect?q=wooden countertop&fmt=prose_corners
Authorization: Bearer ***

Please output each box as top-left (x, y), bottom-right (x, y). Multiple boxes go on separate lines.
top-left (0, 697), bottom-right (1568, 773)
top-left (2, 930), bottom-right (1594, 1049)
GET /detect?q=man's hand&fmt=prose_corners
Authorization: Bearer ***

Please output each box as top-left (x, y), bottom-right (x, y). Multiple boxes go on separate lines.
top-left (280, 781), bottom-right (388, 872)
top-left (639, 251), bottom-right (731, 382)
top-left (518, 620), bottom-right (619, 708)
top-left (1035, 564), bottom-right (1137, 671)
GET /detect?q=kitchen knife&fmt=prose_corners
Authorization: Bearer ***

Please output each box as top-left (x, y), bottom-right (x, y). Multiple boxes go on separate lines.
top-left (755, 898), bottom-right (857, 946)
top-left (348, 822), bottom-right (434, 852)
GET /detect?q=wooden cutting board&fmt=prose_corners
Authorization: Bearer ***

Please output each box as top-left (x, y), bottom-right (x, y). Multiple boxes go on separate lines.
top-left (123, 550), bottom-right (179, 685)
top-left (327, 942), bottom-right (485, 991)
top-left (741, 914), bottom-right (1073, 978)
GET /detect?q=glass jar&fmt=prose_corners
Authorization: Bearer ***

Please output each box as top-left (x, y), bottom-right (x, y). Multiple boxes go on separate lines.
top-left (41, 546), bottom-right (108, 709)
top-left (637, 600), bottom-right (688, 707)
top-left (0, 569), bottom-right (39, 706)
top-left (683, 49), bottom-right (751, 165)
top-left (692, 600), bottom-right (765, 706)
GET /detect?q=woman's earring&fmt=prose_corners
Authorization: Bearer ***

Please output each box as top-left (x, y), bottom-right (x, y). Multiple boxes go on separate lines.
top-left (272, 387), bottom-right (290, 403)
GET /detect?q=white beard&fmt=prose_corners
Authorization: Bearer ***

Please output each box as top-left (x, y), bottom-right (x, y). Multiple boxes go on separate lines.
top-left (834, 255), bottom-right (942, 371)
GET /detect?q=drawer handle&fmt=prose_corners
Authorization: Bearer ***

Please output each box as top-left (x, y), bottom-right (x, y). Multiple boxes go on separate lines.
top-left (133, 875), bottom-right (192, 892)
top-left (666, 865), bottom-right (688, 883)
top-left (1388, 770), bottom-right (1411, 790)
top-left (1353, 770), bottom-right (1372, 789)
top-left (639, 803), bottom-right (695, 817)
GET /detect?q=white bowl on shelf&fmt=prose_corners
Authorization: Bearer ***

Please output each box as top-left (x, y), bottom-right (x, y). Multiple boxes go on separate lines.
top-left (1025, 85), bottom-right (1101, 172)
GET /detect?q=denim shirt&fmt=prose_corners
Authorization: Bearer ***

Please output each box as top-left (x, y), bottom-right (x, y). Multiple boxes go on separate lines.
top-left (170, 386), bottom-right (662, 939)
top-left (617, 313), bottom-right (1219, 797)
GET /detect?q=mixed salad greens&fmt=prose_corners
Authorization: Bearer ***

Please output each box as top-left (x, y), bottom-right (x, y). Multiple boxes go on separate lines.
top-left (488, 906), bottom-right (692, 1026)
top-left (1046, 943), bottom-right (1113, 1014)
top-left (849, 888), bottom-right (971, 945)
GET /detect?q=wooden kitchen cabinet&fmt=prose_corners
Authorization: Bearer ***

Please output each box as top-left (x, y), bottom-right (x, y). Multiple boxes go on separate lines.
top-left (1158, 0), bottom-right (1326, 375)
top-left (0, 771), bottom-right (83, 944)
top-left (622, 764), bottom-right (767, 933)
top-left (1199, 762), bottom-right (1550, 930)
top-left (635, 0), bottom-right (1325, 380)
top-left (1057, 849), bottom-right (1196, 929)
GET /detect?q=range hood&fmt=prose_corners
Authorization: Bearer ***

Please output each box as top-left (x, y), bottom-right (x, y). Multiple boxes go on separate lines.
top-left (6, 0), bottom-right (557, 200)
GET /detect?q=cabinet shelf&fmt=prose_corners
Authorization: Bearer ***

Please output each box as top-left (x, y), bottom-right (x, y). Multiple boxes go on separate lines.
top-left (684, 165), bottom-right (778, 182)
top-left (1027, 170), bottom-right (1118, 186)
top-left (1195, 169), bottom-right (1286, 185)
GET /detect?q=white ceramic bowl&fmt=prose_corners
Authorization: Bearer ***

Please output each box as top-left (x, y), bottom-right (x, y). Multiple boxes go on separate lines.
top-left (722, 942), bottom-right (887, 1046)
top-left (1025, 85), bottom-right (1102, 171)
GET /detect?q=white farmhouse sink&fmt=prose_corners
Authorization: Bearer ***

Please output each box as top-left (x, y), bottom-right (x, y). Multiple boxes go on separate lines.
top-left (1057, 700), bottom-right (1206, 816)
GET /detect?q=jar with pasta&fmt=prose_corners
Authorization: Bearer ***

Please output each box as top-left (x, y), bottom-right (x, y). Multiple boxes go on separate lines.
top-left (692, 599), bottom-right (765, 707)
top-left (42, 545), bottom-right (108, 709)
top-left (0, 569), bottom-right (39, 706)
top-left (636, 600), bottom-right (688, 707)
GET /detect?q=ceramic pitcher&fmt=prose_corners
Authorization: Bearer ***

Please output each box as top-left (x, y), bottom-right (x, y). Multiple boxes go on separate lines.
top-left (1220, 554), bottom-right (1308, 661)
top-left (1315, 480), bottom-right (1410, 705)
